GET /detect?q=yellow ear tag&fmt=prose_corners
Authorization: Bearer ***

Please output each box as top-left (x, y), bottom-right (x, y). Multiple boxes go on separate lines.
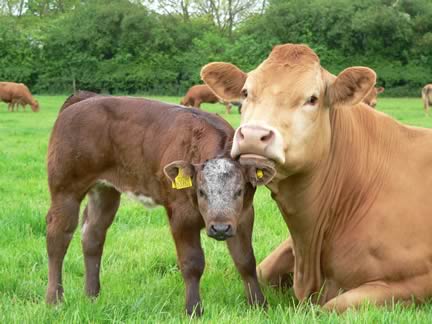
top-left (172, 168), bottom-right (193, 189)
top-left (256, 169), bottom-right (264, 179)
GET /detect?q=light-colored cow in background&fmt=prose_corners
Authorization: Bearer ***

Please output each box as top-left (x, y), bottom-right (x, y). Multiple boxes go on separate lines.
top-left (422, 84), bottom-right (432, 116)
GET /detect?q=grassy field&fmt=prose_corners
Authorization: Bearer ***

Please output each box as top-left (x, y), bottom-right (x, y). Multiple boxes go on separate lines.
top-left (1, 96), bottom-right (432, 323)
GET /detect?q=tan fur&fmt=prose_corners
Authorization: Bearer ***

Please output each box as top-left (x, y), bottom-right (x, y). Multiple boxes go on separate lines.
top-left (202, 43), bottom-right (432, 312)
top-left (422, 84), bottom-right (432, 116)
top-left (0, 82), bottom-right (39, 112)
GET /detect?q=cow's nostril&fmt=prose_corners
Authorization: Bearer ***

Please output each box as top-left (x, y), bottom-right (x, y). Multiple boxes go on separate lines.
top-left (260, 130), bottom-right (274, 143)
top-left (238, 128), bottom-right (245, 140)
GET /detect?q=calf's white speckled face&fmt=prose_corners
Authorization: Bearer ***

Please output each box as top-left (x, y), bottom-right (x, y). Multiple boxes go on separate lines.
top-left (164, 158), bottom-right (275, 241)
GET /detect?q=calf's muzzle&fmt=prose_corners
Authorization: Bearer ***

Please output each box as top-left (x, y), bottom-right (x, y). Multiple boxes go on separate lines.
top-left (207, 223), bottom-right (234, 241)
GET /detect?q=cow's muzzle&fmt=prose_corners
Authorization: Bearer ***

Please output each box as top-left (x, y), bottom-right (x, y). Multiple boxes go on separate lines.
top-left (231, 124), bottom-right (285, 164)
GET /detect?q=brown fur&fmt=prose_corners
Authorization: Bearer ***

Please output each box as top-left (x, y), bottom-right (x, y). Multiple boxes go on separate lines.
top-left (181, 84), bottom-right (233, 114)
top-left (45, 95), bottom-right (270, 316)
top-left (0, 82), bottom-right (39, 112)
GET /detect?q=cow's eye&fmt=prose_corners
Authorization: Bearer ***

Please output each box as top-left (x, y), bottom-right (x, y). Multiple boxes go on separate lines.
top-left (234, 189), bottom-right (242, 198)
top-left (241, 89), bottom-right (248, 99)
top-left (305, 95), bottom-right (318, 105)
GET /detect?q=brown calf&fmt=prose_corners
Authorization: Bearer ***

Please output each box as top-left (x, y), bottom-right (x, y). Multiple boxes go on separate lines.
top-left (180, 84), bottom-right (233, 114)
top-left (46, 95), bottom-right (275, 315)
top-left (0, 82), bottom-right (39, 112)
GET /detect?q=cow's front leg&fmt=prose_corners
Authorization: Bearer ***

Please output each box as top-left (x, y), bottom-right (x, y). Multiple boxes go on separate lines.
top-left (256, 237), bottom-right (295, 288)
top-left (169, 214), bottom-right (205, 316)
top-left (226, 207), bottom-right (266, 307)
top-left (323, 281), bottom-right (418, 313)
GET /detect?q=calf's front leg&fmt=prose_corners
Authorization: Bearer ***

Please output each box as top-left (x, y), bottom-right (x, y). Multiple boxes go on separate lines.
top-left (226, 207), bottom-right (266, 307)
top-left (169, 214), bottom-right (205, 316)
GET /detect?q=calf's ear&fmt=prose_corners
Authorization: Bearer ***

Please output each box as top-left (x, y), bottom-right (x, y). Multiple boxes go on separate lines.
top-left (201, 62), bottom-right (247, 101)
top-left (163, 161), bottom-right (195, 183)
top-left (327, 67), bottom-right (376, 107)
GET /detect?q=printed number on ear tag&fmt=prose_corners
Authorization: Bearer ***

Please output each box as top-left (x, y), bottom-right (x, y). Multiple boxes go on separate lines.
top-left (256, 169), bottom-right (264, 179)
top-left (172, 168), bottom-right (193, 189)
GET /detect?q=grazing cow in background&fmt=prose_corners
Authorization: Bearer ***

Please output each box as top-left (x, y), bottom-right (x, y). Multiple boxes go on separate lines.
top-left (0, 82), bottom-right (39, 112)
top-left (180, 84), bottom-right (233, 114)
top-left (46, 95), bottom-right (275, 316)
top-left (363, 86), bottom-right (385, 108)
top-left (202, 43), bottom-right (432, 312)
top-left (422, 84), bottom-right (432, 116)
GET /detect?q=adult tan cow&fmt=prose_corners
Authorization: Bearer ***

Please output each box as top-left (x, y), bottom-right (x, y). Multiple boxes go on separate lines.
top-left (201, 43), bottom-right (432, 312)
top-left (0, 82), bottom-right (39, 112)
top-left (181, 84), bottom-right (232, 114)
top-left (363, 86), bottom-right (384, 108)
top-left (422, 84), bottom-right (432, 116)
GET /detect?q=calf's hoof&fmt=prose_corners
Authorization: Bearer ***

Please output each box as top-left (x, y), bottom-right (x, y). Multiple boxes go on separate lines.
top-left (186, 302), bottom-right (203, 317)
top-left (46, 288), bottom-right (64, 305)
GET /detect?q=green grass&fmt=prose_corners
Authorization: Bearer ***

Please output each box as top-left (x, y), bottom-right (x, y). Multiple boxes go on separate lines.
top-left (1, 96), bottom-right (432, 323)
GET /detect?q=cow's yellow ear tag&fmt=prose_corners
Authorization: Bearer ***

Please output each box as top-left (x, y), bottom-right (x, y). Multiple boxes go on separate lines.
top-left (172, 168), bottom-right (193, 189)
top-left (256, 169), bottom-right (264, 179)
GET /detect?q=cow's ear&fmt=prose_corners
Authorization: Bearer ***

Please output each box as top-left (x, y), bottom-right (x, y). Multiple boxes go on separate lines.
top-left (201, 62), bottom-right (247, 101)
top-left (242, 163), bottom-right (276, 187)
top-left (327, 67), bottom-right (376, 107)
top-left (376, 87), bottom-right (385, 94)
top-left (163, 161), bottom-right (195, 184)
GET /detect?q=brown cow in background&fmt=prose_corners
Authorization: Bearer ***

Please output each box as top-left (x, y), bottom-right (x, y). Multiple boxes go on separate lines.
top-left (422, 84), bottom-right (432, 116)
top-left (0, 82), bottom-right (39, 112)
top-left (181, 84), bottom-right (233, 114)
top-left (363, 86), bottom-right (384, 108)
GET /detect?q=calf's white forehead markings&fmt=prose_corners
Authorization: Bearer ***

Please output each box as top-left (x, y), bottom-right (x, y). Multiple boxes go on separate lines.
top-left (202, 159), bottom-right (240, 210)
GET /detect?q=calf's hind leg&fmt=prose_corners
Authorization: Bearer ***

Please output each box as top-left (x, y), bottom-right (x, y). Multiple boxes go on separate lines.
top-left (46, 194), bottom-right (81, 304)
top-left (81, 185), bottom-right (120, 297)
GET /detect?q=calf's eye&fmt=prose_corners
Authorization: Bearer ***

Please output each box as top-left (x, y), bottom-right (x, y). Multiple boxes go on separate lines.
top-left (234, 189), bottom-right (242, 198)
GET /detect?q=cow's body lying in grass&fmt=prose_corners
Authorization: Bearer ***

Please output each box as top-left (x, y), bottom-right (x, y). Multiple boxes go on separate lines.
top-left (46, 95), bottom-right (274, 315)
top-left (202, 43), bottom-right (432, 312)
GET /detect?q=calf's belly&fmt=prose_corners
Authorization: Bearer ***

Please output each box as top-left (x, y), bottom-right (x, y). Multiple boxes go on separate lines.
top-left (96, 179), bottom-right (160, 208)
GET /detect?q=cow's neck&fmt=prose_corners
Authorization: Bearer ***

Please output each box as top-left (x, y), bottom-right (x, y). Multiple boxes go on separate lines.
top-left (271, 105), bottom-right (397, 301)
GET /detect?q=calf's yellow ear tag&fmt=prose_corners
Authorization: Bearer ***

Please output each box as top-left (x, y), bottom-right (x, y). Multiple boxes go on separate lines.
top-left (256, 169), bottom-right (264, 179)
top-left (172, 168), bottom-right (193, 189)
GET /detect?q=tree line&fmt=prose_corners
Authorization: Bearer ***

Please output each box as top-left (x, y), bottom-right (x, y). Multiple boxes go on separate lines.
top-left (1, 0), bottom-right (431, 96)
